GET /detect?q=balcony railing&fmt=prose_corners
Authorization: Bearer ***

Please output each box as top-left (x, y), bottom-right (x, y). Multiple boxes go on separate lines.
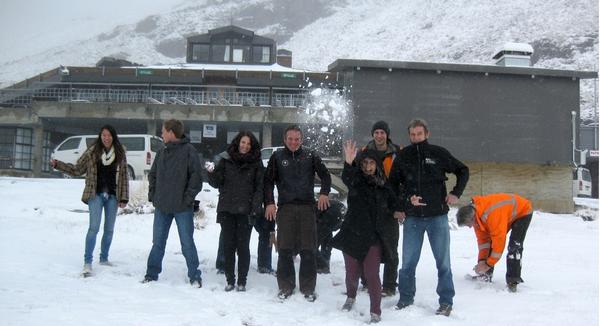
top-left (0, 83), bottom-right (310, 108)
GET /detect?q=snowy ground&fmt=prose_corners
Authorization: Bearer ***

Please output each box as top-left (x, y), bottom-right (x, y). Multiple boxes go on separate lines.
top-left (0, 177), bottom-right (598, 326)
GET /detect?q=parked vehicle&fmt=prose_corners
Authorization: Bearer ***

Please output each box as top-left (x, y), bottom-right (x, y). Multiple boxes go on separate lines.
top-left (260, 146), bottom-right (284, 166)
top-left (51, 134), bottom-right (164, 180)
top-left (573, 166), bottom-right (592, 198)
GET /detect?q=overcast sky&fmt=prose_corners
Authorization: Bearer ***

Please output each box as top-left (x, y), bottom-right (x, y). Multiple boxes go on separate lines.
top-left (0, 0), bottom-right (186, 58)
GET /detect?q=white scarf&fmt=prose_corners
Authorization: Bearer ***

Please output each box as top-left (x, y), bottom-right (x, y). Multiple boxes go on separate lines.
top-left (101, 146), bottom-right (115, 166)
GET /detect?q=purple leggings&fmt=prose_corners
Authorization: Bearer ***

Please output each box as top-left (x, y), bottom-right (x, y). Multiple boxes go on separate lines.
top-left (343, 244), bottom-right (382, 315)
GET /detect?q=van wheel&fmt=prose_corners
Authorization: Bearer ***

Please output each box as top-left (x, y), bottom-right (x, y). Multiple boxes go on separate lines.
top-left (128, 165), bottom-right (135, 180)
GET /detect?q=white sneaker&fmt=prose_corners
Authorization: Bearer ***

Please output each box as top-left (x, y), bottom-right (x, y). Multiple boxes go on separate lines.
top-left (370, 313), bottom-right (381, 323)
top-left (82, 263), bottom-right (93, 277)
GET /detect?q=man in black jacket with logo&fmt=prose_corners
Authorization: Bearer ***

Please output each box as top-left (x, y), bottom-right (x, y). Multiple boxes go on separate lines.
top-left (389, 119), bottom-right (469, 316)
top-left (264, 125), bottom-right (331, 302)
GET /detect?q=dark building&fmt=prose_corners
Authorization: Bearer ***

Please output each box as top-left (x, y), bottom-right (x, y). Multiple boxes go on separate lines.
top-left (329, 59), bottom-right (597, 212)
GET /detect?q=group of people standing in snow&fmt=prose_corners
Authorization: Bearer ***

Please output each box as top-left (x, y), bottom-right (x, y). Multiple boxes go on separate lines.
top-left (52, 117), bottom-right (533, 323)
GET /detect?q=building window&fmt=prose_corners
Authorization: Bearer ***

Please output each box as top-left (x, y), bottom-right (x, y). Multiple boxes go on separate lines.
top-left (233, 45), bottom-right (250, 63)
top-left (253, 46), bottom-right (271, 63)
top-left (192, 44), bottom-right (210, 62)
top-left (211, 44), bottom-right (230, 63)
top-left (14, 128), bottom-right (33, 170)
top-left (0, 128), bottom-right (15, 169)
top-left (42, 132), bottom-right (52, 172)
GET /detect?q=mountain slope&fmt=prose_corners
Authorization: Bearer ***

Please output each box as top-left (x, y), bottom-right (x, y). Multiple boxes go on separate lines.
top-left (1, 0), bottom-right (597, 117)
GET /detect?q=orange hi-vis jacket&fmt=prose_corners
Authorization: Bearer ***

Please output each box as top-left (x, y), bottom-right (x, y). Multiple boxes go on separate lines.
top-left (472, 193), bottom-right (533, 267)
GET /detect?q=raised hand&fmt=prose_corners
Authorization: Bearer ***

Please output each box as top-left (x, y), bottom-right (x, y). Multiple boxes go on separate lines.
top-left (343, 139), bottom-right (358, 164)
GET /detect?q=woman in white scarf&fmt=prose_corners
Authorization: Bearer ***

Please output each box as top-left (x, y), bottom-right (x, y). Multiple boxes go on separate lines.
top-left (51, 125), bottom-right (129, 277)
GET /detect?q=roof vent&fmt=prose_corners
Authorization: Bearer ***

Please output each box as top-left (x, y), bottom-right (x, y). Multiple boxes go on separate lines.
top-left (492, 42), bottom-right (534, 67)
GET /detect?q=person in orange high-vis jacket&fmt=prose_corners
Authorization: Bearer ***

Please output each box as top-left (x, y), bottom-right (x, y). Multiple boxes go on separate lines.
top-left (456, 193), bottom-right (533, 292)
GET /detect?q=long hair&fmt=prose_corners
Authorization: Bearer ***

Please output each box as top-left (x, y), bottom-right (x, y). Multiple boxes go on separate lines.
top-left (227, 130), bottom-right (261, 162)
top-left (93, 124), bottom-right (125, 164)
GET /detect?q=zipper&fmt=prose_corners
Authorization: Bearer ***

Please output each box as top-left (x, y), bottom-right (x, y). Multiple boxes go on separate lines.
top-left (417, 143), bottom-right (423, 216)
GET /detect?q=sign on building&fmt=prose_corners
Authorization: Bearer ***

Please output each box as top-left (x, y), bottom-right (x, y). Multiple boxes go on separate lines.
top-left (190, 130), bottom-right (202, 143)
top-left (203, 124), bottom-right (217, 138)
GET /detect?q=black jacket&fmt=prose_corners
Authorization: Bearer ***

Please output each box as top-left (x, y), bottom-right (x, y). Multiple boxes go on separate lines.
top-left (389, 139), bottom-right (469, 217)
top-left (148, 136), bottom-right (203, 214)
top-left (264, 146), bottom-right (331, 206)
top-left (332, 162), bottom-right (399, 262)
top-left (208, 151), bottom-right (264, 219)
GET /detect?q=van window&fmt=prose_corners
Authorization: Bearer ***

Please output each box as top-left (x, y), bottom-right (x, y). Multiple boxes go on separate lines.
top-left (120, 137), bottom-right (145, 151)
top-left (572, 169), bottom-right (577, 179)
top-left (57, 138), bottom-right (81, 151)
top-left (86, 138), bottom-right (96, 148)
top-left (582, 169), bottom-right (592, 182)
top-left (151, 138), bottom-right (164, 152)
top-left (261, 149), bottom-right (273, 160)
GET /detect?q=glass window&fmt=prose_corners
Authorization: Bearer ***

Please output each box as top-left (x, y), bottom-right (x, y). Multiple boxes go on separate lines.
top-left (261, 148), bottom-right (273, 160)
top-left (42, 131), bottom-right (52, 172)
top-left (233, 45), bottom-right (250, 63)
top-left (57, 137), bottom-right (81, 151)
top-left (120, 137), bottom-right (145, 151)
top-left (211, 45), bottom-right (230, 63)
top-left (253, 46), bottom-right (271, 63)
top-left (151, 137), bottom-right (164, 152)
top-left (14, 128), bottom-right (33, 170)
top-left (0, 128), bottom-right (15, 169)
top-left (192, 44), bottom-right (210, 62)
top-left (85, 137), bottom-right (96, 148)
top-left (582, 169), bottom-right (592, 182)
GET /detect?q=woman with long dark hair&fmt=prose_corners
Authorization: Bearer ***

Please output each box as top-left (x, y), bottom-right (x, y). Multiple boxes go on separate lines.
top-left (51, 125), bottom-right (129, 277)
top-left (207, 130), bottom-right (263, 292)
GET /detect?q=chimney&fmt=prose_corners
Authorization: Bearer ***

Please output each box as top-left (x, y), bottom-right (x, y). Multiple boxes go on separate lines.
top-left (492, 42), bottom-right (534, 67)
top-left (277, 49), bottom-right (292, 68)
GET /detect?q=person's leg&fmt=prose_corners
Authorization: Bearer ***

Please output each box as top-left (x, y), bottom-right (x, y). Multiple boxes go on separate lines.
top-left (216, 225), bottom-right (225, 272)
top-left (299, 205), bottom-right (317, 295)
top-left (84, 194), bottom-right (103, 264)
top-left (276, 205), bottom-right (296, 294)
top-left (363, 244), bottom-right (383, 316)
top-left (99, 194), bottom-right (118, 262)
top-left (174, 209), bottom-right (202, 282)
top-left (236, 215), bottom-right (252, 286)
top-left (397, 217), bottom-right (425, 306)
top-left (382, 225), bottom-right (399, 294)
top-left (426, 214), bottom-right (455, 306)
top-left (145, 208), bottom-right (173, 280)
top-left (506, 214), bottom-right (533, 284)
top-left (221, 215), bottom-right (237, 285)
top-left (255, 223), bottom-right (273, 271)
top-left (343, 252), bottom-right (361, 299)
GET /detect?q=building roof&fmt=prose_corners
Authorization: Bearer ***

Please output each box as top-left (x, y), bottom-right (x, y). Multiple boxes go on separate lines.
top-left (186, 25), bottom-right (275, 45)
top-left (493, 42), bottom-right (534, 59)
top-left (328, 59), bottom-right (598, 79)
top-left (123, 62), bottom-right (310, 73)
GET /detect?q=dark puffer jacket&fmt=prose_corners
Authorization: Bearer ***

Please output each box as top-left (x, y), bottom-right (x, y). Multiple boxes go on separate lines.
top-left (332, 151), bottom-right (400, 262)
top-left (208, 150), bottom-right (264, 221)
top-left (148, 135), bottom-right (203, 214)
top-left (389, 139), bottom-right (469, 217)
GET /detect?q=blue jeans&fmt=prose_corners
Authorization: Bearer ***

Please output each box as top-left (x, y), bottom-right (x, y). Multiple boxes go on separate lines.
top-left (398, 214), bottom-right (455, 306)
top-left (145, 208), bottom-right (202, 282)
top-left (85, 192), bottom-right (118, 264)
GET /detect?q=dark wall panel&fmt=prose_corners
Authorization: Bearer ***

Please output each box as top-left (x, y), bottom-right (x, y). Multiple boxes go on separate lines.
top-left (350, 68), bottom-right (579, 164)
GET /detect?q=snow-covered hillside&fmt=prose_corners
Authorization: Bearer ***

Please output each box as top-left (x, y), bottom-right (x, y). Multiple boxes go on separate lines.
top-left (0, 177), bottom-right (598, 326)
top-left (0, 0), bottom-right (597, 117)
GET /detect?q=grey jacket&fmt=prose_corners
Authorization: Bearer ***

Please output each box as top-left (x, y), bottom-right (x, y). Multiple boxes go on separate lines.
top-left (148, 135), bottom-right (203, 214)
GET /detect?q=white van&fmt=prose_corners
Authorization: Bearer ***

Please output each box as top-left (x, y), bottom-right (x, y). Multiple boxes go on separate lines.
top-left (51, 134), bottom-right (164, 180)
top-left (573, 166), bottom-right (592, 198)
top-left (260, 146), bottom-right (284, 166)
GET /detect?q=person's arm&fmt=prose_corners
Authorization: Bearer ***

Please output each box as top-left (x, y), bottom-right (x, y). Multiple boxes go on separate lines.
top-left (207, 158), bottom-right (225, 189)
top-left (183, 147), bottom-right (203, 208)
top-left (389, 152), bottom-right (408, 213)
top-left (251, 162), bottom-right (265, 216)
top-left (53, 148), bottom-right (92, 177)
top-left (148, 151), bottom-right (159, 202)
top-left (263, 154), bottom-right (278, 221)
top-left (117, 153), bottom-right (129, 207)
top-left (313, 153), bottom-right (331, 211)
top-left (444, 148), bottom-right (469, 201)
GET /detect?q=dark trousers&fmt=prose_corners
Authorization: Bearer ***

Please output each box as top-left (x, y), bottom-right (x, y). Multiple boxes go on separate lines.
top-left (220, 214), bottom-right (252, 286)
top-left (216, 230), bottom-right (225, 270)
top-left (506, 214), bottom-right (532, 283)
top-left (316, 224), bottom-right (333, 270)
top-left (344, 245), bottom-right (382, 315)
top-left (276, 204), bottom-right (317, 294)
top-left (382, 225), bottom-right (399, 291)
top-left (254, 217), bottom-right (275, 270)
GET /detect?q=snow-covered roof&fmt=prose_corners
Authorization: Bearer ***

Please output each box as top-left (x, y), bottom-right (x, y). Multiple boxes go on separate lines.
top-left (493, 42), bottom-right (534, 58)
top-left (123, 63), bottom-right (312, 73)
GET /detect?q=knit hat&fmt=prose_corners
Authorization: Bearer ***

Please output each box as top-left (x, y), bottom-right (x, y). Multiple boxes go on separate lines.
top-left (371, 120), bottom-right (390, 137)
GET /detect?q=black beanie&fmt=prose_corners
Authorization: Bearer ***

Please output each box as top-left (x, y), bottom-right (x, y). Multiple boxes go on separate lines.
top-left (371, 120), bottom-right (390, 137)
